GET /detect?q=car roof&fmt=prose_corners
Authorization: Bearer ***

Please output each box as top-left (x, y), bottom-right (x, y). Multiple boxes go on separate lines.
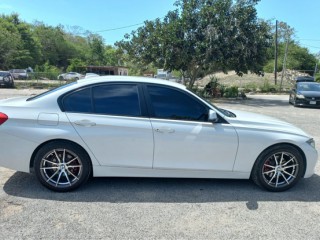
top-left (26, 76), bottom-right (187, 103)
top-left (294, 76), bottom-right (314, 82)
top-left (76, 76), bottom-right (186, 90)
top-left (297, 81), bottom-right (319, 85)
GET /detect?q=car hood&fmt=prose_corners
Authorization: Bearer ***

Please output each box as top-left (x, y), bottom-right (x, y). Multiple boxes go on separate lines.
top-left (225, 109), bottom-right (309, 137)
top-left (297, 91), bottom-right (320, 97)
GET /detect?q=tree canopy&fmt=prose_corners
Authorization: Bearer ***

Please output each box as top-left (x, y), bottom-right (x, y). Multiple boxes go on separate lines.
top-left (0, 14), bottom-right (119, 71)
top-left (0, 9), bottom-right (318, 80)
top-left (117, 0), bottom-right (272, 87)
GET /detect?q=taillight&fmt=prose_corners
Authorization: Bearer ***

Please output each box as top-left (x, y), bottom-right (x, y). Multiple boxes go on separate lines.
top-left (0, 113), bottom-right (8, 125)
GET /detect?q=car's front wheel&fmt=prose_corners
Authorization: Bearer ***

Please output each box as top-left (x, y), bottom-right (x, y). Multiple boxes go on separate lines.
top-left (34, 141), bottom-right (91, 192)
top-left (251, 145), bottom-right (305, 192)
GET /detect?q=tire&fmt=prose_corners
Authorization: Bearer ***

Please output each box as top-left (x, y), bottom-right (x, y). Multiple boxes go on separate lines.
top-left (34, 141), bottom-right (91, 192)
top-left (59, 76), bottom-right (64, 80)
top-left (75, 77), bottom-right (79, 80)
top-left (251, 144), bottom-right (305, 192)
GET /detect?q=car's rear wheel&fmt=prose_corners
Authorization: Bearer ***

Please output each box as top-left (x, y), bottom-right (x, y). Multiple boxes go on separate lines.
top-left (251, 145), bottom-right (305, 192)
top-left (34, 141), bottom-right (91, 192)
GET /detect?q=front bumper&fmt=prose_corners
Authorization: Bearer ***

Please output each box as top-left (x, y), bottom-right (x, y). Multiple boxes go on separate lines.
top-left (300, 142), bottom-right (318, 178)
top-left (295, 98), bottom-right (320, 107)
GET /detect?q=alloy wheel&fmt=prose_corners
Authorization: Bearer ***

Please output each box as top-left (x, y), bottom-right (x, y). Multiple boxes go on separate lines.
top-left (262, 151), bottom-right (299, 188)
top-left (39, 148), bottom-right (83, 188)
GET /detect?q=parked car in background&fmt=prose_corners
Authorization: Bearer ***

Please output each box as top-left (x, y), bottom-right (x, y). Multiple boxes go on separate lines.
top-left (58, 72), bottom-right (84, 80)
top-left (294, 76), bottom-right (314, 82)
top-left (10, 69), bottom-right (28, 80)
top-left (85, 73), bottom-right (100, 78)
top-left (289, 81), bottom-right (320, 107)
top-left (0, 76), bottom-right (317, 192)
top-left (0, 71), bottom-right (14, 87)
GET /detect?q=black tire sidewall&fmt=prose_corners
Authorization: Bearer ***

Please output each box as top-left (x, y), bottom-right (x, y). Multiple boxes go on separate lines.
top-left (34, 141), bottom-right (91, 192)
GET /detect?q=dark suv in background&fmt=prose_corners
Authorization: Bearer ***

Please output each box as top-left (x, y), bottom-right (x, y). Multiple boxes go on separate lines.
top-left (0, 71), bottom-right (14, 88)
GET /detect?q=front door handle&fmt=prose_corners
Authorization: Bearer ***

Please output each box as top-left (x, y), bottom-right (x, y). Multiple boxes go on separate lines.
top-left (74, 120), bottom-right (96, 127)
top-left (155, 127), bottom-right (175, 133)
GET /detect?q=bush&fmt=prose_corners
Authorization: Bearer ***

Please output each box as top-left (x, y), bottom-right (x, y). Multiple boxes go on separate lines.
top-left (224, 86), bottom-right (238, 98)
top-left (244, 82), bottom-right (258, 92)
top-left (189, 85), bottom-right (210, 98)
top-left (204, 75), bottom-right (223, 98)
top-left (34, 61), bottom-right (61, 79)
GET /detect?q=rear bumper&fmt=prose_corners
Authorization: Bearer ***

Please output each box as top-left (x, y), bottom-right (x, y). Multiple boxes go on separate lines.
top-left (0, 80), bottom-right (13, 86)
top-left (0, 131), bottom-right (37, 173)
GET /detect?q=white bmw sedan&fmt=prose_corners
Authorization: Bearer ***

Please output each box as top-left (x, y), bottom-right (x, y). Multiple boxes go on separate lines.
top-left (0, 76), bottom-right (318, 192)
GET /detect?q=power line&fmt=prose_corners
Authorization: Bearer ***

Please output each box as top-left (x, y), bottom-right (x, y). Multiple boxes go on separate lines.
top-left (95, 22), bottom-right (145, 33)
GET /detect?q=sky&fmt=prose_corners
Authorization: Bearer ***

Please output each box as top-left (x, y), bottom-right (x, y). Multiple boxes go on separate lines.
top-left (0, 0), bottom-right (319, 54)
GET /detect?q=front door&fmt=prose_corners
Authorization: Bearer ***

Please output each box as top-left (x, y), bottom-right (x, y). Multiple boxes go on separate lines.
top-left (145, 85), bottom-right (238, 171)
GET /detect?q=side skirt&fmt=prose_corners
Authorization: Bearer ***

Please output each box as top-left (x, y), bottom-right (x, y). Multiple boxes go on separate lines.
top-left (93, 166), bottom-right (250, 179)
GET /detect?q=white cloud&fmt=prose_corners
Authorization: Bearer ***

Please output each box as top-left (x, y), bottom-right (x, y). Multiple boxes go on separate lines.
top-left (0, 4), bottom-right (12, 9)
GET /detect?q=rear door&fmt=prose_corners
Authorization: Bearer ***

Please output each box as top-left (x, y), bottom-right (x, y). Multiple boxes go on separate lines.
top-left (63, 83), bottom-right (154, 168)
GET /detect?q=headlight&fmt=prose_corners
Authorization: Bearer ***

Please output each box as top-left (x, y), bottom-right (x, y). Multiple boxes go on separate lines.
top-left (296, 93), bottom-right (305, 99)
top-left (307, 138), bottom-right (316, 149)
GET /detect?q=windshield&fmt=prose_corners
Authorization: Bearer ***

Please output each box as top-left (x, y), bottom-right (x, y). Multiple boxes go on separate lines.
top-left (27, 81), bottom-right (77, 101)
top-left (297, 83), bottom-right (320, 92)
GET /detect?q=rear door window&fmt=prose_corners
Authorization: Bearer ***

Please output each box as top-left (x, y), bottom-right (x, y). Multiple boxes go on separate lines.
top-left (92, 84), bottom-right (141, 117)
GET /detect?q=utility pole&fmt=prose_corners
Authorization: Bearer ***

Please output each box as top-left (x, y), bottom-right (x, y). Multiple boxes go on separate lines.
top-left (280, 38), bottom-right (289, 92)
top-left (314, 63), bottom-right (318, 80)
top-left (274, 20), bottom-right (278, 85)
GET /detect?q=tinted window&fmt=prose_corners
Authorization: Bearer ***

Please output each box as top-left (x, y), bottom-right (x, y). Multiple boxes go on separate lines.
top-left (93, 84), bottom-right (141, 116)
top-left (63, 88), bottom-right (92, 113)
top-left (147, 85), bottom-right (208, 121)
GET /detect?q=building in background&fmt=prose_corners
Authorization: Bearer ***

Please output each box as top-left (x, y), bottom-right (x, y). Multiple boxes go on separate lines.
top-left (79, 66), bottom-right (128, 76)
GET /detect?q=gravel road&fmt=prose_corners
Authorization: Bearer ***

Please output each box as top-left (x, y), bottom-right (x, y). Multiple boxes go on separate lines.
top-left (0, 89), bottom-right (320, 239)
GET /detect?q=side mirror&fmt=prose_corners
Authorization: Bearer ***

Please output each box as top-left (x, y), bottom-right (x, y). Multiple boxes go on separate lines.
top-left (208, 109), bottom-right (218, 123)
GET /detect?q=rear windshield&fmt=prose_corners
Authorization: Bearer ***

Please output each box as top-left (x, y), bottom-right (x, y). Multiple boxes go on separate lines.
top-left (27, 81), bottom-right (77, 101)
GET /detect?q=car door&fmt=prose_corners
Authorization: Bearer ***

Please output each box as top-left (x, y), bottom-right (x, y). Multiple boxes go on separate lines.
top-left (145, 84), bottom-right (238, 171)
top-left (63, 83), bottom-right (154, 168)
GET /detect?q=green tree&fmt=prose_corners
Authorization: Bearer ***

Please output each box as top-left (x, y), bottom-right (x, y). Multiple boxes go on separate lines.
top-left (33, 22), bottom-right (78, 69)
top-left (263, 22), bottom-right (317, 73)
top-left (87, 34), bottom-right (105, 65)
top-left (117, 0), bottom-right (271, 87)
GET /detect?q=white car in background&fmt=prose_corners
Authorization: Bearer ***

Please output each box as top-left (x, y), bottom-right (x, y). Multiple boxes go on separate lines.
top-left (84, 73), bottom-right (100, 78)
top-left (58, 72), bottom-right (84, 80)
top-left (0, 76), bottom-right (317, 192)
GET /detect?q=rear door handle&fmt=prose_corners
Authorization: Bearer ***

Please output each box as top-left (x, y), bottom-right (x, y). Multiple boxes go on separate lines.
top-left (74, 120), bottom-right (96, 127)
top-left (155, 127), bottom-right (175, 133)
